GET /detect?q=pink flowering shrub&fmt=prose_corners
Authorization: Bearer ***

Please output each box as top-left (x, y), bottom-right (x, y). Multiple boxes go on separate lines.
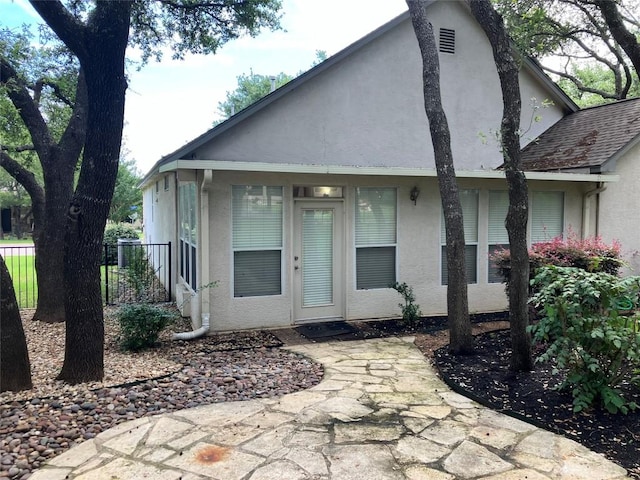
top-left (492, 234), bottom-right (623, 287)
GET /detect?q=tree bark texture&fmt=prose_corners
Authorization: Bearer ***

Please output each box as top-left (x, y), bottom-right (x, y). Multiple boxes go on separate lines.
top-left (0, 254), bottom-right (32, 392)
top-left (31, 0), bottom-right (132, 383)
top-left (469, 0), bottom-right (533, 372)
top-left (407, 0), bottom-right (473, 354)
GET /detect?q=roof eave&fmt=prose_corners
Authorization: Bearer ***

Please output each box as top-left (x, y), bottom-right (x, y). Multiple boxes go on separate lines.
top-left (152, 159), bottom-right (617, 183)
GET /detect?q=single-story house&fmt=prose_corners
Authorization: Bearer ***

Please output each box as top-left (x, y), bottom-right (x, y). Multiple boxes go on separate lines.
top-left (141, 0), bottom-right (624, 332)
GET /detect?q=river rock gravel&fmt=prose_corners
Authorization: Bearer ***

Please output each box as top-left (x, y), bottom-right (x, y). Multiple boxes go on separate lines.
top-left (0, 309), bottom-right (323, 479)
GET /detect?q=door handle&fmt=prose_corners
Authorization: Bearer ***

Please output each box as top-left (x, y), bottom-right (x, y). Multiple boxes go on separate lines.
top-left (294, 265), bottom-right (299, 270)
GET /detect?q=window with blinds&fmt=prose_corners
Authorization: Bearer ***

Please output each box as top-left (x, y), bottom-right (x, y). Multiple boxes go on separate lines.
top-left (531, 191), bottom-right (564, 243)
top-left (488, 190), bottom-right (509, 283)
top-left (355, 187), bottom-right (397, 289)
top-left (232, 185), bottom-right (283, 297)
top-left (178, 182), bottom-right (197, 289)
top-left (441, 189), bottom-right (478, 285)
top-left (302, 209), bottom-right (333, 306)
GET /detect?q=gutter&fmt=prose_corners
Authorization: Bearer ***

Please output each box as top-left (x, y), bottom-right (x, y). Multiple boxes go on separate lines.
top-left (582, 182), bottom-right (606, 238)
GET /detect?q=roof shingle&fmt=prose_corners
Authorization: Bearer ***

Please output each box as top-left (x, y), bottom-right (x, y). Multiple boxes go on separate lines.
top-left (520, 97), bottom-right (640, 172)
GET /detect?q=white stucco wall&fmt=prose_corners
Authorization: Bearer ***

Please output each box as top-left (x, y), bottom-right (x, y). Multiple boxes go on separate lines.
top-left (194, 3), bottom-right (566, 172)
top-left (598, 143), bottom-right (640, 274)
top-left (142, 173), bottom-right (178, 298)
top-left (196, 171), bottom-right (587, 332)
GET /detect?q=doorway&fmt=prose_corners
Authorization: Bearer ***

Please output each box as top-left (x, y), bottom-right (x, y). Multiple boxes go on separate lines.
top-left (293, 201), bottom-right (344, 323)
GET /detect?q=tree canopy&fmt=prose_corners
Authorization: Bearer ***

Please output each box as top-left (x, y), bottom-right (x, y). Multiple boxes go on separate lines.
top-left (215, 50), bottom-right (327, 122)
top-left (109, 155), bottom-right (142, 224)
top-left (496, 0), bottom-right (640, 105)
top-left (216, 70), bottom-right (293, 119)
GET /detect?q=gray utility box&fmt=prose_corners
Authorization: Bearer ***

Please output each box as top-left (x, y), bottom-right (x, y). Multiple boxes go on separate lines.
top-left (117, 238), bottom-right (142, 269)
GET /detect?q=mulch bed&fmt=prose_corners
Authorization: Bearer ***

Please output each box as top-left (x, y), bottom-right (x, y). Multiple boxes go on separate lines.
top-left (434, 329), bottom-right (640, 479)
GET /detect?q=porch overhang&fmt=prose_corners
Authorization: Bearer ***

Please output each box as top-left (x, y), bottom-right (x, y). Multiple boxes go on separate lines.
top-left (158, 160), bottom-right (618, 184)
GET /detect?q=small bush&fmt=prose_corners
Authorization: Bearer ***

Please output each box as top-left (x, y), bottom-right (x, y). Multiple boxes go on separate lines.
top-left (102, 223), bottom-right (140, 265)
top-left (492, 234), bottom-right (623, 293)
top-left (117, 304), bottom-right (176, 351)
top-left (104, 223), bottom-right (140, 244)
top-left (390, 282), bottom-right (421, 325)
top-left (530, 266), bottom-right (640, 414)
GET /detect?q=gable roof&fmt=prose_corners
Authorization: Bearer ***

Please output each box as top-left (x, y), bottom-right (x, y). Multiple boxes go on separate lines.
top-left (141, 3), bottom-right (578, 187)
top-left (520, 97), bottom-right (640, 173)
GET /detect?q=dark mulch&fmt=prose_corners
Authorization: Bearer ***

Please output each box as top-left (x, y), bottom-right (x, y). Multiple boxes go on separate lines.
top-left (434, 329), bottom-right (640, 479)
top-left (295, 312), bottom-right (510, 342)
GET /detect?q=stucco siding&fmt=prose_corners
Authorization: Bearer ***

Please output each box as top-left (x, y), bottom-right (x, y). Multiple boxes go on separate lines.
top-left (193, 3), bottom-right (565, 172)
top-left (196, 171), bottom-right (586, 332)
top-left (598, 143), bottom-right (640, 274)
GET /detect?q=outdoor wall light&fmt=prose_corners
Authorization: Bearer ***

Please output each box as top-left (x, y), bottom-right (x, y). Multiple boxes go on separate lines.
top-left (410, 186), bottom-right (420, 205)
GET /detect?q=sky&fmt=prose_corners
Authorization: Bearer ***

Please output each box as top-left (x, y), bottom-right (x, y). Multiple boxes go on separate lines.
top-left (1, 0), bottom-right (408, 173)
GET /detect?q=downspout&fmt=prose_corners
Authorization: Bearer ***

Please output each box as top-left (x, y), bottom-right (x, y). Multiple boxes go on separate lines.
top-left (173, 169), bottom-right (213, 341)
top-left (582, 182), bottom-right (606, 238)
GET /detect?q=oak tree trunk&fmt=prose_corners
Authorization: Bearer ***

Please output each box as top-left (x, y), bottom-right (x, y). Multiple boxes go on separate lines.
top-left (32, 162), bottom-right (76, 323)
top-left (0, 254), bottom-right (32, 392)
top-left (407, 0), bottom-right (473, 354)
top-left (469, 0), bottom-right (533, 371)
top-left (29, 1), bottom-right (133, 383)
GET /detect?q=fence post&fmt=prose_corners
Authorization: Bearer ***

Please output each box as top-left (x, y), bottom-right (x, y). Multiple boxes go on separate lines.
top-left (104, 243), bottom-right (110, 305)
top-left (167, 241), bottom-right (172, 302)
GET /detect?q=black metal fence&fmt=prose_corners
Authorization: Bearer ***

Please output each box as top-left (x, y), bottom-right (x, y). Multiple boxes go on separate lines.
top-left (0, 242), bottom-right (171, 308)
top-left (0, 245), bottom-right (37, 308)
top-left (103, 242), bottom-right (172, 305)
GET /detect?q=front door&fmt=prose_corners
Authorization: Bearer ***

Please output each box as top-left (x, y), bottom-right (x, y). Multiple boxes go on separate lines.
top-left (293, 201), bottom-right (344, 323)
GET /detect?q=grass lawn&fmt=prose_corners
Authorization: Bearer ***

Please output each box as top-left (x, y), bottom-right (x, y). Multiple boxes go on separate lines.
top-left (0, 238), bottom-right (34, 244)
top-left (2, 248), bottom-right (114, 308)
top-left (4, 253), bottom-right (37, 308)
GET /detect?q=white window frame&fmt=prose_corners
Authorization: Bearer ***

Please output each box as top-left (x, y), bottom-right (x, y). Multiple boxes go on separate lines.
top-left (441, 189), bottom-right (478, 285)
top-left (232, 185), bottom-right (284, 298)
top-left (354, 187), bottom-right (397, 290)
top-left (178, 182), bottom-right (197, 290)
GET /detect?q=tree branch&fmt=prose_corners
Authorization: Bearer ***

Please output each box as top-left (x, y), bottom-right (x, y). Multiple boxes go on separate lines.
top-left (595, 0), bottom-right (640, 81)
top-left (58, 69), bottom-right (87, 160)
top-left (0, 56), bottom-right (55, 157)
top-left (542, 65), bottom-right (624, 99)
top-left (0, 145), bottom-right (36, 153)
top-left (29, 1), bottom-right (89, 62)
top-left (31, 79), bottom-right (75, 108)
top-left (0, 151), bottom-right (45, 220)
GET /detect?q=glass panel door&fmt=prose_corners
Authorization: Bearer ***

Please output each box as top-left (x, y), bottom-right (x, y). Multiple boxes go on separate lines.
top-left (294, 201), bottom-right (344, 322)
top-left (302, 209), bottom-right (333, 306)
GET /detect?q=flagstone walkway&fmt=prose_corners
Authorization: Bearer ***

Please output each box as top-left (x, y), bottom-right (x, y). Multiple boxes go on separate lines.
top-left (29, 336), bottom-right (629, 480)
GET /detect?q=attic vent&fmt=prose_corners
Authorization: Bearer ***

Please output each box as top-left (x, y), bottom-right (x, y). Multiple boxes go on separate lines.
top-left (439, 28), bottom-right (455, 54)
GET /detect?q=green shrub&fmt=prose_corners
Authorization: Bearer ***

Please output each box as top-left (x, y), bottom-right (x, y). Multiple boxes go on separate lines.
top-left (492, 234), bottom-right (623, 294)
top-left (390, 282), bottom-right (422, 325)
top-left (117, 304), bottom-right (176, 351)
top-left (102, 223), bottom-right (140, 265)
top-left (530, 266), bottom-right (640, 414)
top-left (123, 248), bottom-right (157, 300)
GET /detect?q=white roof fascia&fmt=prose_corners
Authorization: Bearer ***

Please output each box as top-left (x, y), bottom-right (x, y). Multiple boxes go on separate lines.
top-left (159, 160), bottom-right (618, 183)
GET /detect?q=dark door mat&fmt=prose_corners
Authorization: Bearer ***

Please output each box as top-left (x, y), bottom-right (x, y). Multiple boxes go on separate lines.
top-left (295, 321), bottom-right (358, 340)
